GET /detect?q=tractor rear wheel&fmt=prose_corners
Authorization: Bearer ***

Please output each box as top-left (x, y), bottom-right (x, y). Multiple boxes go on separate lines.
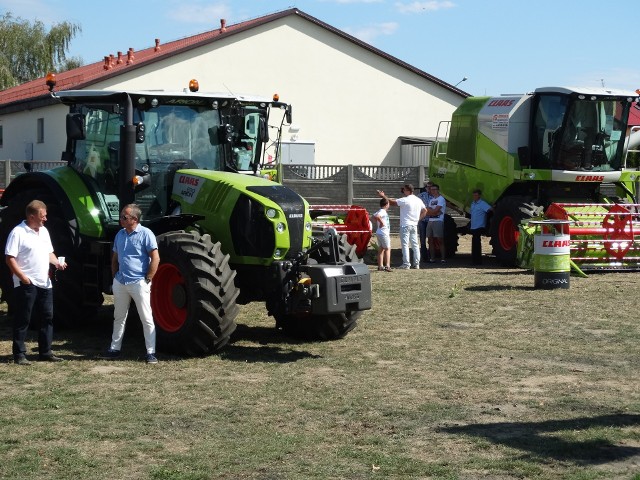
top-left (274, 234), bottom-right (362, 340)
top-left (489, 195), bottom-right (535, 265)
top-left (152, 231), bottom-right (238, 355)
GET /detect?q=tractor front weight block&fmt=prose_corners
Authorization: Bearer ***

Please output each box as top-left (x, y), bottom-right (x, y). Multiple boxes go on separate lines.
top-left (307, 262), bottom-right (372, 315)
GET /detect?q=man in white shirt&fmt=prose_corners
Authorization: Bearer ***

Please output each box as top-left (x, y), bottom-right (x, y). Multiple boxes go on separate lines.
top-left (425, 184), bottom-right (447, 263)
top-left (376, 184), bottom-right (427, 269)
top-left (5, 200), bottom-right (67, 365)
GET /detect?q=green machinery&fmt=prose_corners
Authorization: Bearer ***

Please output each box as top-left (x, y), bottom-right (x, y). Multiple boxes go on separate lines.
top-left (429, 86), bottom-right (640, 269)
top-left (0, 83), bottom-right (371, 355)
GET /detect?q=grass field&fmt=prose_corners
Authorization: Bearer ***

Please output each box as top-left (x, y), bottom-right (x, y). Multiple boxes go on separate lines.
top-left (1, 236), bottom-right (639, 479)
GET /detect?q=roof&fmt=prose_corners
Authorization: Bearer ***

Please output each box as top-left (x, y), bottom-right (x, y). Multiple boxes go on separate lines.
top-left (629, 103), bottom-right (640, 127)
top-left (0, 8), bottom-right (468, 113)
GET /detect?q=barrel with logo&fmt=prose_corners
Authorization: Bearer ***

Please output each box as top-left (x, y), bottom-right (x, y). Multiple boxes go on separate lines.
top-left (530, 220), bottom-right (572, 289)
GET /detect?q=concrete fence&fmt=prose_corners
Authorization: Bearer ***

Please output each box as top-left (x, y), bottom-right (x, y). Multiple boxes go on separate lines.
top-left (0, 160), bottom-right (431, 230)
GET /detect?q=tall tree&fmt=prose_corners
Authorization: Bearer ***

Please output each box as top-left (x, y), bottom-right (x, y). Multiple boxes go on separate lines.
top-left (0, 13), bottom-right (82, 90)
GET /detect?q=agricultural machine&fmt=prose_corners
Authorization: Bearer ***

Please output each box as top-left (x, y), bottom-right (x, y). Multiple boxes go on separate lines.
top-left (0, 81), bottom-right (372, 355)
top-left (429, 86), bottom-right (640, 270)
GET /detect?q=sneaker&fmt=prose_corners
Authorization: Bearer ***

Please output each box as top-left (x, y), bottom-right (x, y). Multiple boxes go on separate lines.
top-left (145, 353), bottom-right (158, 364)
top-left (15, 356), bottom-right (32, 366)
top-left (100, 349), bottom-right (120, 360)
top-left (411, 265), bottom-right (420, 269)
top-left (38, 354), bottom-right (63, 362)
top-left (397, 265), bottom-right (410, 270)
top-left (440, 259), bottom-right (446, 263)
top-left (429, 259), bottom-right (435, 263)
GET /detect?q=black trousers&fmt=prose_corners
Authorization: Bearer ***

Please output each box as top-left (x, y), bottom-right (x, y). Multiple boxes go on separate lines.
top-left (418, 219), bottom-right (429, 261)
top-left (12, 283), bottom-right (54, 359)
top-left (470, 228), bottom-right (484, 265)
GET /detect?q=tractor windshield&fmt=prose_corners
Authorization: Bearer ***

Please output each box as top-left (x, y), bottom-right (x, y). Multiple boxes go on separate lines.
top-left (533, 93), bottom-right (629, 171)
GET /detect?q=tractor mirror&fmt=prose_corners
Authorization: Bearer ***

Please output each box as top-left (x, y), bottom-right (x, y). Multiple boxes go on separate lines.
top-left (66, 113), bottom-right (85, 140)
top-left (259, 117), bottom-right (269, 143)
top-left (285, 105), bottom-right (293, 124)
top-left (208, 127), bottom-right (219, 146)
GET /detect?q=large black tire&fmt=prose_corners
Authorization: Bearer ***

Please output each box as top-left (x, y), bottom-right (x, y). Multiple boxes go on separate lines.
top-left (0, 189), bottom-right (99, 326)
top-left (432, 214), bottom-right (459, 259)
top-left (489, 195), bottom-right (535, 265)
top-left (274, 234), bottom-right (362, 340)
top-left (152, 230), bottom-right (238, 356)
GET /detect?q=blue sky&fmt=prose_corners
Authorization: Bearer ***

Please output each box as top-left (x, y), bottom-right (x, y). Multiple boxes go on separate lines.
top-left (1, 0), bottom-right (638, 97)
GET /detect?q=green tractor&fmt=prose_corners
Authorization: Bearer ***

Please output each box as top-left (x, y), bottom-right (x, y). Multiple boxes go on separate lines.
top-left (0, 83), bottom-right (371, 355)
top-left (429, 86), bottom-right (640, 269)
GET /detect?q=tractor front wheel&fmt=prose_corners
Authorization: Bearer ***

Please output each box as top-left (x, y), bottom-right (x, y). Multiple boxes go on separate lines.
top-left (153, 231), bottom-right (238, 355)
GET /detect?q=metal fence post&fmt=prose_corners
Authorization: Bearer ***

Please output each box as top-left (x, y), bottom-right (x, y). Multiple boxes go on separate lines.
top-left (347, 164), bottom-right (354, 204)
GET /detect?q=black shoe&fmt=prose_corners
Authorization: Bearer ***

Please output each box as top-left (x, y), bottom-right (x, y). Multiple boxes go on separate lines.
top-left (38, 354), bottom-right (63, 362)
top-left (15, 356), bottom-right (32, 366)
top-left (99, 349), bottom-right (121, 360)
top-left (145, 353), bottom-right (158, 364)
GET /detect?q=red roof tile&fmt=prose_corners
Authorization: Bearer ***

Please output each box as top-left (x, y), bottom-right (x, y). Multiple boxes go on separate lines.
top-left (629, 103), bottom-right (640, 127)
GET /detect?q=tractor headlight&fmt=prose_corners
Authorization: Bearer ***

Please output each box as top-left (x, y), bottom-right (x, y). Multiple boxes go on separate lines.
top-left (276, 222), bottom-right (285, 233)
top-left (274, 249), bottom-right (282, 258)
top-left (305, 222), bottom-right (312, 231)
top-left (266, 208), bottom-right (277, 219)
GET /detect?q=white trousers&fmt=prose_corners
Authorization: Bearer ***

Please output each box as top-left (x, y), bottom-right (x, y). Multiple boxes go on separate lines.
top-left (400, 224), bottom-right (420, 267)
top-left (111, 278), bottom-right (156, 354)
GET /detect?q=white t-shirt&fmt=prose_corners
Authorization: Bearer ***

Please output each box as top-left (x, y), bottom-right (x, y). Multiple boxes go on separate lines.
top-left (396, 194), bottom-right (425, 227)
top-left (374, 208), bottom-right (390, 236)
top-left (428, 195), bottom-right (446, 222)
top-left (5, 221), bottom-right (54, 288)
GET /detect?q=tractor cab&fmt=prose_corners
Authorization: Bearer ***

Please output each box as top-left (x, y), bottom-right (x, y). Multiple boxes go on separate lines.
top-left (57, 89), bottom-right (290, 224)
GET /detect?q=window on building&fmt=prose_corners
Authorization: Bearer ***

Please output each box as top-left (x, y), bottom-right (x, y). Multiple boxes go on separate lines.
top-left (0, 125), bottom-right (3, 148)
top-left (37, 118), bottom-right (44, 143)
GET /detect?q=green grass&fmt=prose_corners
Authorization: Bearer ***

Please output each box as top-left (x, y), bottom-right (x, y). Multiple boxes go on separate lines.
top-left (1, 246), bottom-right (639, 479)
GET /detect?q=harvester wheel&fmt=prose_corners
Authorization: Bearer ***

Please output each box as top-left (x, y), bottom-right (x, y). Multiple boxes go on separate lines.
top-left (490, 195), bottom-right (535, 265)
top-left (152, 231), bottom-right (238, 356)
top-left (274, 234), bottom-right (361, 340)
top-left (432, 214), bottom-right (459, 259)
top-left (0, 189), bottom-right (97, 326)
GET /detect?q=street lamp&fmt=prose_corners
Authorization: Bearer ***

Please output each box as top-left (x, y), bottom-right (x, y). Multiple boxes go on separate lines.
top-left (454, 76), bottom-right (468, 87)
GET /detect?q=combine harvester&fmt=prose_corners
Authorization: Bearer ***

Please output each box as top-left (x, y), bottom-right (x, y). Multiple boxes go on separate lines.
top-left (428, 86), bottom-right (640, 270)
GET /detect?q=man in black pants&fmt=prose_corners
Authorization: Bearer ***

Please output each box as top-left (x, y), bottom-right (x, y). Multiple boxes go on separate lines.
top-left (5, 200), bottom-right (67, 365)
top-left (469, 189), bottom-right (492, 265)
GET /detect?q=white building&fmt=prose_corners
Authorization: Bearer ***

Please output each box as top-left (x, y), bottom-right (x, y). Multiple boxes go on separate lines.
top-left (0, 8), bottom-right (467, 166)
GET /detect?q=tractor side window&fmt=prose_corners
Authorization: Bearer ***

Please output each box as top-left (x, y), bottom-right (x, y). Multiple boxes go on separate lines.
top-left (75, 108), bottom-right (121, 192)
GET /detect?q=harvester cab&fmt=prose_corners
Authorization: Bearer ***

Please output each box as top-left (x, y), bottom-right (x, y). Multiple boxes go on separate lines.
top-left (429, 86), bottom-right (640, 270)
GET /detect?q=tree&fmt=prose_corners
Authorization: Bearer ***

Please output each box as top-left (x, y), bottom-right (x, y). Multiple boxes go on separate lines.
top-left (0, 13), bottom-right (82, 90)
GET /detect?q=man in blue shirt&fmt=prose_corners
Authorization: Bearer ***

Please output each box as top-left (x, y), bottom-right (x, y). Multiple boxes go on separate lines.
top-left (103, 204), bottom-right (160, 363)
top-left (469, 189), bottom-right (492, 265)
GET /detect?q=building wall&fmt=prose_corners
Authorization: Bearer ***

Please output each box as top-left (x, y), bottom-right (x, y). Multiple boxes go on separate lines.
top-left (0, 15), bottom-right (462, 165)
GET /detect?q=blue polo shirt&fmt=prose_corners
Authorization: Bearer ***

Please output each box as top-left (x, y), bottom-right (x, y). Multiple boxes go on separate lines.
top-left (113, 224), bottom-right (158, 285)
top-left (470, 199), bottom-right (492, 230)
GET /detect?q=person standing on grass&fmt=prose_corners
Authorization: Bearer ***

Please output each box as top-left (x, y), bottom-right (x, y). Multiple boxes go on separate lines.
top-left (102, 204), bottom-right (160, 364)
top-left (469, 189), bottom-right (492, 265)
top-left (373, 198), bottom-right (392, 272)
top-left (5, 199), bottom-right (67, 365)
top-left (426, 184), bottom-right (447, 263)
top-left (418, 180), bottom-right (434, 263)
top-left (376, 184), bottom-right (426, 269)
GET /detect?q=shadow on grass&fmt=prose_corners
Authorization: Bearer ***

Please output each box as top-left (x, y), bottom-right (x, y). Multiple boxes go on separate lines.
top-left (465, 285), bottom-right (537, 292)
top-left (439, 413), bottom-right (640, 464)
top-left (223, 323), bottom-right (323, 363)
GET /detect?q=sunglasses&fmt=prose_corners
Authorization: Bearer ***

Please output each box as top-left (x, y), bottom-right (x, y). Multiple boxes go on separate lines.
top-left (120, 214), bottom-right (135, 221)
